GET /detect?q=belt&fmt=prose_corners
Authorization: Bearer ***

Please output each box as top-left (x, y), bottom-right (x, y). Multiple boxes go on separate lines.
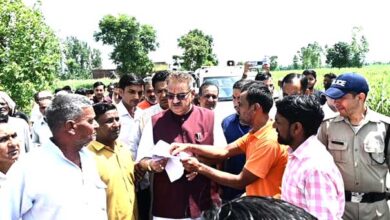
top-left (345, 191), bottom-right (386, 203)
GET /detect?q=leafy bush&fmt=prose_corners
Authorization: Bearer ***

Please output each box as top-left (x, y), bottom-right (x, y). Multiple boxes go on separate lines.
top-left (0, 0), bottom-right (61, 112)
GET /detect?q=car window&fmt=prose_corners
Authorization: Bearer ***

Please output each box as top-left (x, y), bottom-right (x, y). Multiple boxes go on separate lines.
top-left (204, 76), bottom-right (240, 101)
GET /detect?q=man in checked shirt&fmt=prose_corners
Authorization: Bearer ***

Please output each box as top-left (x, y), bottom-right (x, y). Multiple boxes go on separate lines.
top-left (273, 95), bottom-right (345, 219)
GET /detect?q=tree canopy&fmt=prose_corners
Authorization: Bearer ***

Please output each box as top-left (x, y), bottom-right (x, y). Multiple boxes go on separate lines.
top-left (177, 29), bottom-right (218, 71)
top-left (269, 56), bottom-right (278, 70)
top-left (325, 28), bottom-right (369, 68)
top-left (325, 41), bottom-right (351, 68)
top-left (62, 36), bottom-right (102, 79)
top-left (295, 42), bottom-right (323, 69)
top-left (0, 0), bottom-right (61, 112)
top-left (94, 14), bottom-right (158, 76)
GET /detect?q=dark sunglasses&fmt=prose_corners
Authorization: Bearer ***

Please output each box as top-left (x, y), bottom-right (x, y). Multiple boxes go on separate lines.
top-left (167, 91), bottom-right (191, 100)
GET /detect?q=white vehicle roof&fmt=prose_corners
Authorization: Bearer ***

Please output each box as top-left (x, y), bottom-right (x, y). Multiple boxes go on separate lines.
top-left (195, 66), bottom-right (244, 78)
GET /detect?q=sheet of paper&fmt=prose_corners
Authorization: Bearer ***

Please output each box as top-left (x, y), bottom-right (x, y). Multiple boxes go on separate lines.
top-left (165, 157), bottom-right (184, 182)
top-left (151, 140), bottom-right (193, 182)
top-left (152, 140), bottom-right (175, 158)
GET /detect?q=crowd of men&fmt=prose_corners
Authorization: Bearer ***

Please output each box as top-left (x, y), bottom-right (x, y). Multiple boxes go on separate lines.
top-left (0, 62), bottom-right (389, 220)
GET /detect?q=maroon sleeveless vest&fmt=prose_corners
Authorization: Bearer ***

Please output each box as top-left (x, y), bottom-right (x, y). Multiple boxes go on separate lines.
top-left (151, 106), bottom-right (220, 218)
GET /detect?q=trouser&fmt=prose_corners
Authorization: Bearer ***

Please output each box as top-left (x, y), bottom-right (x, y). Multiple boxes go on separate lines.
top-left (343, 200), bottom-right (390, 220)
top-left (137, 186), bottom-right (151, 220)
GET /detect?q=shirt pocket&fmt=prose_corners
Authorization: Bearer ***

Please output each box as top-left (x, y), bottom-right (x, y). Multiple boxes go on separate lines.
top-left (92, 179), bottom-right (108, 214)
top-left (363, 138), bottom-right (385, 166)
top-left (194, 131), bottom-right (210, 144)
top-left (328, 138), bottom-right (348, 163)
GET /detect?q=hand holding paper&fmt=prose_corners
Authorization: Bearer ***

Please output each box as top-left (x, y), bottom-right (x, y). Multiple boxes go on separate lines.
top-left (170, 142), bottom-right (195, 157)
top-left (152, 140), bottom-right (194, 182)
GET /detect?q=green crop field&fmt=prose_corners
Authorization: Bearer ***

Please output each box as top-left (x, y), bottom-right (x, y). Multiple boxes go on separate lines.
top-left (271, 65), bottom-right (390, 116)
top-left (55, 64), bottom-right (390, 116)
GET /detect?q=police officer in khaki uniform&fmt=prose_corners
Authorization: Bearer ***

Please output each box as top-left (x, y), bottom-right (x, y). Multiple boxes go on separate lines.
top-left (318, 72), bottom-right (390, 220)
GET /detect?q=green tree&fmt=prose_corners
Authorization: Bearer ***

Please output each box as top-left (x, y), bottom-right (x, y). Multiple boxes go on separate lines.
top-left (326, 27), bottom-right (369, 68)
top-left (177, 29), bottom-right (218, 71)
top-left (62, 36), bottom-right (102, 79)
top-left (0, 0), bottom-right (61, 112)
top-left (91, 49), bottom-right (102, 69)
top-left (297, 42), bottom-right (323, 69)
top-left (269, 55), bottom-right (278, 70)
top-left (94, 14), bottom-right (158, 76)
top-left (326, 41), bottom-right (352, 68)
top-left (292, 54), bottom-right (300, 69)
top-left (350, 26), bottom-right (369, 67)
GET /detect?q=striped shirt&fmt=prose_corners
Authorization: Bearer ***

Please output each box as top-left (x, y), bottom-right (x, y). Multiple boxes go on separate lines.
top-left (281, 135), bottom-right (345, 219)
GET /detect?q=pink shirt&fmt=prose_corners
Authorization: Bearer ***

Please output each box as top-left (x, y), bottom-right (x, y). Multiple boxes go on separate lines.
top-left (281, 136), bottom-right (345, 219)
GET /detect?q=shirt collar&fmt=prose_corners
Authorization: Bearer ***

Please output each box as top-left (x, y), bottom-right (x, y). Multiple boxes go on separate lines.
top-left (117, 101), bottom-right (141, 119)
top-left (117, 101), bottom-right (129, 117)
top-left (89, 140), bottom-right (107, 152)
top-left (89, 140), bottom-right (122, 152)
top-left (250, 121), bottom-right (273, 139)
top-left (46, 138), bottom-right (89, 167)
top-left (333, 106), bottom-right (380, 123)
top-left (290, 135), bottom-right (318, 160)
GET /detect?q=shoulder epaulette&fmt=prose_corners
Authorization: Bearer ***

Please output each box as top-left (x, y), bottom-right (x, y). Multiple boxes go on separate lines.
top-left (371, 111), bottom-right (390, 125)
top-left (323, 113), bottom-right (339, 122)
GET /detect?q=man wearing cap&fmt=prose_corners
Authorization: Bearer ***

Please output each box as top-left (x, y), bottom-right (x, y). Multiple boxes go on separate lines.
top-left (317, 72), bottom-right (390, 220)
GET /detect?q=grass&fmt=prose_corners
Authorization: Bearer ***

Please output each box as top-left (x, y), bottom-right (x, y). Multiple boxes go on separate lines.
top-left (54, 78), bottom-right (117, 91)
top-left (271, 64), bottom-right (390, 116)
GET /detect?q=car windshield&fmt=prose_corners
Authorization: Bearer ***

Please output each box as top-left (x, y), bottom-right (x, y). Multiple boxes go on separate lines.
top-left (204, 76), bottom-right (241, 101)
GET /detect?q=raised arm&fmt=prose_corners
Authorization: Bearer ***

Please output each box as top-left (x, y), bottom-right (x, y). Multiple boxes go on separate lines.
top-left (181, 157), bottom-right (258, 189)
top-left (170, 142), bottom-right (243, 163)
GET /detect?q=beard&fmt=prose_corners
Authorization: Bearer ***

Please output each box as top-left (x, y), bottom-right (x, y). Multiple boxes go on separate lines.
top-left (277, 132), bottom-right (293, 146)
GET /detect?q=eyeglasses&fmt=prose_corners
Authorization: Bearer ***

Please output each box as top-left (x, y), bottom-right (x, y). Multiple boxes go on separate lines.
top-left (203, 94), bottom-right (218, 100)
top-left (167, 91), bottom-right (191, 100)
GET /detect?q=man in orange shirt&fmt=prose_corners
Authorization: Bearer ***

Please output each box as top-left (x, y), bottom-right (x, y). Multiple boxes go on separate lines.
top-left (171, 81), bottom-right (288, 197)
top-left (137, 76), bottom-right (157, 110)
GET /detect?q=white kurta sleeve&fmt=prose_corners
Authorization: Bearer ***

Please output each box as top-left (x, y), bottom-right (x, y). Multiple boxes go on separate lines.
top-left (213, 115), bottom-right (227, 147)
top-left (135, 119), bottom-right (155, 162)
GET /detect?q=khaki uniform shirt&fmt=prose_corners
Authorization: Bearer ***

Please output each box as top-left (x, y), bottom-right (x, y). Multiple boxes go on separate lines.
top-left (317, 108), bottom-right (390, 193)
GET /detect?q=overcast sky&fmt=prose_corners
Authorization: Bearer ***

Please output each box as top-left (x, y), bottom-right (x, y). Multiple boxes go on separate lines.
top-left (28, 0), bottom-right (390, 68)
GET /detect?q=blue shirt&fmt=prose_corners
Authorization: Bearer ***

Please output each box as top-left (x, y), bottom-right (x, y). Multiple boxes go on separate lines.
top-left (221, 113), bottom-right (251, 201)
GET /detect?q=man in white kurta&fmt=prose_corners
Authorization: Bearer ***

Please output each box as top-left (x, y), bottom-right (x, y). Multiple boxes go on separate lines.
top-left (0, 94), bottom-right (107, 220)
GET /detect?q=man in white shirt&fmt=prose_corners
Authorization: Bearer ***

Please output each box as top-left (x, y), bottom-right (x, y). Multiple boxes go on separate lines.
top-left (129, 70), bottom-right (170, 220)
top-left (116, 73), bottom-right (144, 158)
top-left (0, 92), bottom-right (32, 153)
top-left (130, 70), bottom-right (171, 154)
top-left (31, 90), bottom-right (53, 147)
top-left (198, 81), bottom-right (219, 110)
top-left (0, 94), bottom-right (107, 220)
top-left (0, 116), bottom-right (20, 189)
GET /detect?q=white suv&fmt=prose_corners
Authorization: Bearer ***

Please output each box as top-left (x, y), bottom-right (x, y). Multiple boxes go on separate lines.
top-left (194, 66), bottom-right (246, 120)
